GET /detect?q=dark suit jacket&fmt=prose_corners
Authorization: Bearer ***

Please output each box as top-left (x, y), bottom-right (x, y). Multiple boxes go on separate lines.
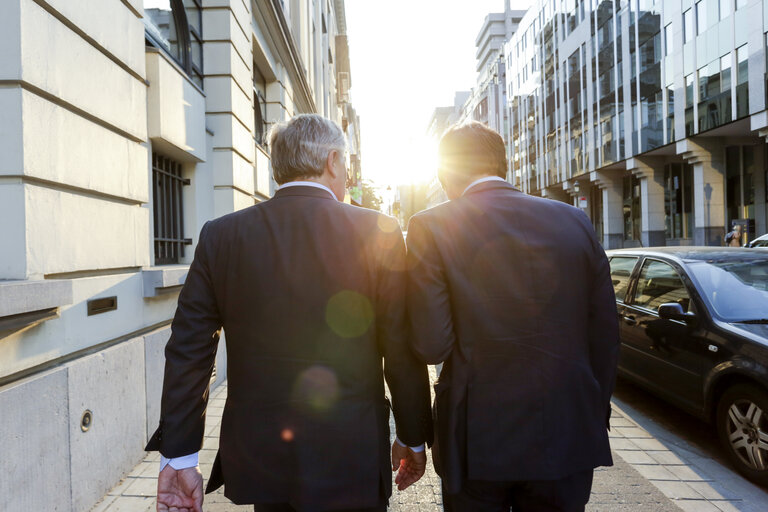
top-left (146, 186), bottom-right (433, 510)
top-left (406, 180), bottom-right (619, 493)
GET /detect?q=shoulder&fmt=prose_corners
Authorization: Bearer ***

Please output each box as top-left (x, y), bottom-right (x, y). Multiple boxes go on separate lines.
top-left (332, 201), bottom-right (400, 229)
top-left (202, 204), bottom-right (261, 234)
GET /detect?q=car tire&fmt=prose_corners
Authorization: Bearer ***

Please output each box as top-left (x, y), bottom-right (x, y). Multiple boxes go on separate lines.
top-left (716, 383), bottom-right (768, 486)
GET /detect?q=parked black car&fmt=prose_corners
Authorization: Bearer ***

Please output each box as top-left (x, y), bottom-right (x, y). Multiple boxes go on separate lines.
top-left (606, 247), bottom-right (768, 485)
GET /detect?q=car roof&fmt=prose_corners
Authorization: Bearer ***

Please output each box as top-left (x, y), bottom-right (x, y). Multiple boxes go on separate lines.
top-left (605, 246), bottom-right (768, 264)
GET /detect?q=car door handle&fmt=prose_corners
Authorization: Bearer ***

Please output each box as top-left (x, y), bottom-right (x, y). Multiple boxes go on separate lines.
top-left (623, 315), bottom-right (637, 326)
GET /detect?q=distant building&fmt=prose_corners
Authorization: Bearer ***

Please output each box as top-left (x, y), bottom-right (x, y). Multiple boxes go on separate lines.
top-left (504, 0), bottom-right (768, 248)
top-left (0, 1), bottom-right (360, 510)
top-left (426, 91), bottom-right (471, 208)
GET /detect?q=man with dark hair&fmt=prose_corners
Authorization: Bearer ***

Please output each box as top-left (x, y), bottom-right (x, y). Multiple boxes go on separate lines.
top-left (406, 121), bottom-right (619, 511)
top-left (147, 114), bottom-right (433, 512)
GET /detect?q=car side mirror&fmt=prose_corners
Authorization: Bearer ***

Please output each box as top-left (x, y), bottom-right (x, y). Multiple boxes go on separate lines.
top-left (658, 303), bottom-right (696, 323)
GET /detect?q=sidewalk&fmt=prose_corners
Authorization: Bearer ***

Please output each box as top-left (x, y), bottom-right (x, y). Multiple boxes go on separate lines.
top-left (95, 374), bottom-right (743, 512)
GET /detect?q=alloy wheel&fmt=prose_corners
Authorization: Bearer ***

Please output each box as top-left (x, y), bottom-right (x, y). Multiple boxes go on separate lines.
top-left (725, 399), bottom-right (768, 471)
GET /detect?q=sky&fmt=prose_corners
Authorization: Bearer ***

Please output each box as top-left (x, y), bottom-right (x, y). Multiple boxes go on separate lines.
top-left (345, 0), bottom-right (533, 189)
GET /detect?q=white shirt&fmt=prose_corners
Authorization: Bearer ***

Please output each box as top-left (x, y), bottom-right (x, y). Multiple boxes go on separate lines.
top-left (462, 175), bottom-right (507, 196)
top-left (278, 180), bottom-right (337, 200)
top-left (159, 179), bottom-right (425, 471)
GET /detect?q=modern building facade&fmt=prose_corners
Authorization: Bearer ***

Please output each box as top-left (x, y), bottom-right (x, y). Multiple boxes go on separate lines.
top-left (504, 0), bottom-right (768, 248)
top-left (0, 1), bottom-right (359, 510)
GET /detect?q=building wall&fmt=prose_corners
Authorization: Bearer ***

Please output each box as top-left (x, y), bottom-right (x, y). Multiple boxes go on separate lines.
top-left (0, 1), bottom-right (359, 510)
top-left (504, 0), bottom-right (768, 248)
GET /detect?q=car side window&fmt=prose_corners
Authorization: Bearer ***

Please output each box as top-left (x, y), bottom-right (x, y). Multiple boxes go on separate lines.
top-left (633, 260), bottom-right (691, 313)
top-left (609, 257), bottom-right (638, 302)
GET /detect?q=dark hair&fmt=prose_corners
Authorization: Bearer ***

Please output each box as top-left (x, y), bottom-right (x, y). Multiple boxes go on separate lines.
top-left (438, 121), bottom-right (508, 180)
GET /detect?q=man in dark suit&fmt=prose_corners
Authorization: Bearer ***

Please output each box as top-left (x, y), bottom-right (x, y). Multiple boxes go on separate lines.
top-left (406, 122), bottom-right (619, 511)
top-left (146, 114), bottom-right (433, 512)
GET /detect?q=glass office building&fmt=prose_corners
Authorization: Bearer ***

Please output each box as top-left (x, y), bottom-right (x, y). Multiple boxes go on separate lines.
top-left (504, 0), bottom-right (768, 247)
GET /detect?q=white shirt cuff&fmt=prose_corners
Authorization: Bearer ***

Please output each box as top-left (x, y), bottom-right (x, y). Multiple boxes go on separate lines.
top-left (395, 437), bottom-right (425, 452)
top-left (159, 452), bottom-right (199, 472)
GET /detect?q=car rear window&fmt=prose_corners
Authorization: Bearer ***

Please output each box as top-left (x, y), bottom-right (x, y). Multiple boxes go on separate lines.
top-left (609, 257), bottom-right (638, 302)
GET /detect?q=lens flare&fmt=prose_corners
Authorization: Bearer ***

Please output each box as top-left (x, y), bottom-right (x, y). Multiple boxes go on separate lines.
top-left (292, 365), bottom-right (340, 412)
top-left (325, 290), bottom-right (374, 338)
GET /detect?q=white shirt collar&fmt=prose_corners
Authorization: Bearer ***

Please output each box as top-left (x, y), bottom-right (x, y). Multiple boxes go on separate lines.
top-left (278, 181), bottom-right (338, 201)
top-left (461, 176), bottom-right (507, 196)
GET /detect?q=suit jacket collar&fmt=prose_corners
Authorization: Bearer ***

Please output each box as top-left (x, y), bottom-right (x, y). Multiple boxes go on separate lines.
top-left (462, 179), bottom-right (519, 197)
top-left (273, 185), bottom-right (338, 200)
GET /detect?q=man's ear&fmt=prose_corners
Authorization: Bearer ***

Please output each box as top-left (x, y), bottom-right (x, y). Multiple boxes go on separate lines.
top-left (326, 150), bottom-right (340, 179)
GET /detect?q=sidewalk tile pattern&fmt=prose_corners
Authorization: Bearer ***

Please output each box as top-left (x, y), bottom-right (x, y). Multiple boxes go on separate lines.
top-left (96, 370), bottom-right (742, 511)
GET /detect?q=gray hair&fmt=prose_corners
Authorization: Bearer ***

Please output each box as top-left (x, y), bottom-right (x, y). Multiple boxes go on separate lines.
top-left (268, 114), bottom-right (347, 184)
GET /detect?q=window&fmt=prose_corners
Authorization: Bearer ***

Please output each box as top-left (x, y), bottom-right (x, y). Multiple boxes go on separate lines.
top-left (185, 0), bottom-right (203, 87)
top-left (736, 0), bottom-right (747, 8)
top-left (253, 64), bottom-right (268, 146)
top-left (696, 1), bottom-right (706, 35)
top-left (143, 0), bottom-right (203, 88)
top-left (664, 23), bottom-right (673, 56)
top-left (664, 163), bottom-right (693, 239)
top-left (609, 257), bottom-right (639, 302)
top-left (720, 0), bottom-right (731, 19)
top-left (623, 175), bottom-right (641, 241)
top-left (684, 9), bottom-right (693, 43)
top-left (152, 153), bottom-right (191, 264)
top-left (634, 260), bottom-right (691, 312)
top-left (737, 44), bottom-right (749, 117)
top-left (685, 74), bottom-right (694, 107)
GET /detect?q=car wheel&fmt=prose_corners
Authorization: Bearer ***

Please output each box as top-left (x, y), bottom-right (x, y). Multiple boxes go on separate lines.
top-left (716, 383), bottom-right (768, 486)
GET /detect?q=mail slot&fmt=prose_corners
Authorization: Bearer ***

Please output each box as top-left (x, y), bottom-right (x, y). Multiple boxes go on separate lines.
top-left (87, 296), bottom-right (117, 316)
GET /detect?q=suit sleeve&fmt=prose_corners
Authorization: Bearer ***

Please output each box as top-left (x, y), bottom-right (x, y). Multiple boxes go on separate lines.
top-left (580, 212), bottom-right (620, 425)
top-left (146, 221), bottom-right (222, 457)
top-left (376, 218), bottom-right (433, 447)
top-left (405, 215), bottom-right (457, 365)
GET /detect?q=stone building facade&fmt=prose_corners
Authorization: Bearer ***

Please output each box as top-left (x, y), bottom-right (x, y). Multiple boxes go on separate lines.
top-left (0, 1), bottom-right (360, 510)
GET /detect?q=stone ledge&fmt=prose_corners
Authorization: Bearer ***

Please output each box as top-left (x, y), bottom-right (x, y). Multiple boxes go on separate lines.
top-left (141, 266), bottom-right (189, 298)
top-left (0, 279), bottom-right (73, 318)
top-left (0, 279), bottom-right (72, 338)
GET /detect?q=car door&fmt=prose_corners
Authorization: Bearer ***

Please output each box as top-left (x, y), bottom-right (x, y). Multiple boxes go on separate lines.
top-left (608, 256), bottom-right (649, 375)
top-left (623, 257), bottom-right (708, 409)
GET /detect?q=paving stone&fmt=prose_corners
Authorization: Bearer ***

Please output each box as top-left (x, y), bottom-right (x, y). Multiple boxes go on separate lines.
top-left (647, 450), bottom-right (688, 465)
top-left (614, 449), bottom-right (657, 464)
top-left (122, 477), bottom-right (158, 497)
top-left (674, 499), bottom-right (722, 512)
top-left (631, 438), bottom-right (670, 451)
top-left (634, 464), bottom-right (680, 481)
top-left (609, 437), bottom-right (641, 450)
top-left (687, 482), bottom-right (733, 501)
top-left (615, 426), bottom-right (654, 439)
top-left (665, 464), bottom-right (712, 482)
top-left (651, 480), bottom-right (706, 500)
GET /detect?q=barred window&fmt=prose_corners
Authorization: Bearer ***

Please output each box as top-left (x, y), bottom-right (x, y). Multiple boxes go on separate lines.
top-left (152, 153), bottom-right (191, 264)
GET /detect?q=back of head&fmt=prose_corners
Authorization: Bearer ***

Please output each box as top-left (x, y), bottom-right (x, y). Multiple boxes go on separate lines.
top-left (268, 114), bottom-right (347, 185)
top-left (438, 121), bottom-right (508, 183)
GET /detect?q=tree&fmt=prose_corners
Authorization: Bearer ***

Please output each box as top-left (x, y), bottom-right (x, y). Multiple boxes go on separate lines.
top-left (361, 180), bottom-right (383, 212)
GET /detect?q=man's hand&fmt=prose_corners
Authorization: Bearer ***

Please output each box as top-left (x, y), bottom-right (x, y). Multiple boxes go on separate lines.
top-left (391, 441), bottom-right (427, 491)
top-left (157, 465), bottom-right (203, 512)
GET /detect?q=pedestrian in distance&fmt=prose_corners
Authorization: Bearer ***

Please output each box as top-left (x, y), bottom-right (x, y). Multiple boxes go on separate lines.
top-left (725, 224), bottom-right (743, 247)
top-left (406, 121), bottom-right (621, 512)
top-left (146, 114), bottom-right (433, 512)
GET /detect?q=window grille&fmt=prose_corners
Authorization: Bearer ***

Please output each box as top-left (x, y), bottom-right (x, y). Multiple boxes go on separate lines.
top-left (152, 153), bottom-right (191, 264)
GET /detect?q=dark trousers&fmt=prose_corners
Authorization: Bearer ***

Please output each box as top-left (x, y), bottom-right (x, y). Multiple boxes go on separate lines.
top-left (254, 505), bottom-right (386, 512)
top-left (442, 469), bottom-right (594, 512)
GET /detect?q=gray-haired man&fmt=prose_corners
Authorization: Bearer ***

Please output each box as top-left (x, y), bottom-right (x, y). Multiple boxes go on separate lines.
top-left (146, 114), bottom-right (433, 511)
